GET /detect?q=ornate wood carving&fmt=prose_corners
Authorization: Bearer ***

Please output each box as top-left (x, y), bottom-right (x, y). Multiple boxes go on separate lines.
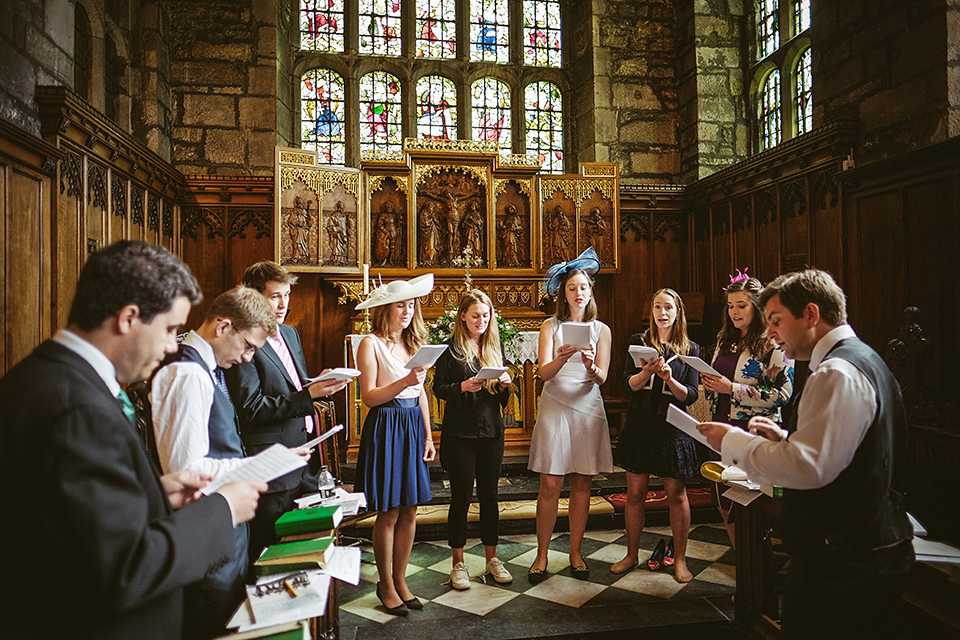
top-left (416, 168), bottom-right (487, 268)
top-left (147, 195), bottom-right (160, 232)
top-left (732, 197), bottom-right (752, 232)
top-left (111, 174), bottom-right (126, 218)
top-left (229, 208), bottom-right (271, 239)
top-left (60, 150), bottom-right (82, 198)
top-left (131, 187), bottom-right (144, 226)
top-left (181, 207), bottom-right (225, 239)
top-left (755, 189), bottom-right (776, 225)
top-left (812, 170), bottom-right (840, 210)
top-left (87, 163), bottom-right (106, 209)
top-left (162, 200), bottom-right (173, 237)
top-left (620, 213), bottom-right (650, 242)
top-left (86, 238), bottom-right (100, 256)
top-left (781, 181), bottom-right (806, 218)
top-left (885, 307), bottom-right (939, 426)
top-left (653, 214), bottom-right (685, 242)
top-left (712, 206), bottom-right (730, 237)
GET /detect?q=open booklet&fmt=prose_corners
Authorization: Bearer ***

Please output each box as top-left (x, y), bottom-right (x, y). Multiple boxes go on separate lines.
top-left (404, 344), bottom-right (448, 369)
top-left (475, 366), bottom-right (508, 380)
top-left (628, 345), bottom-right (660, 367)
top-left (306, 368), bottom-right (360, 383)
top-left (201, 443), bottom-right (306, 495)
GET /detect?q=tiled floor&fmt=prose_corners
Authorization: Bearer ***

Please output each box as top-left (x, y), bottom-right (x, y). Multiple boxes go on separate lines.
top-left (339, 524), bottom-right (738, 640)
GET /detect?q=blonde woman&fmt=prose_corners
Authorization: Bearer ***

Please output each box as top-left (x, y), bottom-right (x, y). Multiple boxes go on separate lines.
top-left (527, 248), bottom-right (613, 583)
top-left (433, 290), bottom-right (514, 590)
top-left (355, 274), bottom-right (436, 616)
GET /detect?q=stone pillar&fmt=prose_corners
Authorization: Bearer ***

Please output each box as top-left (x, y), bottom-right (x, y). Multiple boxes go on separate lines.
top-left (130, 0), bottom-right (174, 161)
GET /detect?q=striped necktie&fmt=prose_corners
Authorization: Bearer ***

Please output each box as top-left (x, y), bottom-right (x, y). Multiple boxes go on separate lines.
top-left (269, 334), bottom-right (314, 433)
top-left (213, 367), bottom-right (232, 402)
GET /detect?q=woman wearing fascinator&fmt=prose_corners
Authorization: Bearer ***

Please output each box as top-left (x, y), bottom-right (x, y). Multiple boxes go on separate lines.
top-left (527, 247), bottom-right (613, 584)
top-left (354, 274), bottom-right (437, 616)
top-left (701, 269), bottom-right (793, 547)
top-left (611, 288), bottom-right (701, 583)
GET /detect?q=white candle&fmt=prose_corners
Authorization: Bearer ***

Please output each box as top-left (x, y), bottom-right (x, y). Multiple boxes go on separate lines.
top-left (363, 263), bottom-right (370, 295)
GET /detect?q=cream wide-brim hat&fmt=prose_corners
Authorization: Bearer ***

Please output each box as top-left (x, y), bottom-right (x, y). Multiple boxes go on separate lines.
top-left (355, 273), bottom-right (435, 310)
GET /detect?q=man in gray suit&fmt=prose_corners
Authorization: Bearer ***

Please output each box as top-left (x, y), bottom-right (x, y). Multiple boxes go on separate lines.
top-left (0, 240), bottom-right (266, 639)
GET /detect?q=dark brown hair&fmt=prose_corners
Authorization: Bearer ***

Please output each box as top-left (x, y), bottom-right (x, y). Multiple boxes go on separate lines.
top-left (714, 277), bottom-right (771, 358)
top-left (241, 261), bottom-right (298, 293)
top-left (759, 269), bottom-right (847, 326)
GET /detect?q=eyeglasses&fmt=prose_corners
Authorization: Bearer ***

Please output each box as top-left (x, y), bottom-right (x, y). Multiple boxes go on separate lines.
top-left (232, 326), bottom-right (258, 355)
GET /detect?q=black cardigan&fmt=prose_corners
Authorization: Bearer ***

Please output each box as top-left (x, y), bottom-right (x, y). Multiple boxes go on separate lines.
top-left (432, 340), bottom-right (510, 438)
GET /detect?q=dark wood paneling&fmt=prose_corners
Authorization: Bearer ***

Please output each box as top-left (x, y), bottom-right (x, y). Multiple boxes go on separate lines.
top-left (854, 190), bottom-right (904, 352)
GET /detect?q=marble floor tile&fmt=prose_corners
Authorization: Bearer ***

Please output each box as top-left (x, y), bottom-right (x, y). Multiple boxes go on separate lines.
top-left (499, 533), bottom-right (539, 545)
top-left (583, 529), bottom-right (626, 543)
top-left (586, 542), bottom-right (629, 565)
top-left (683, 538), bottom-right (731, 562)
top-left (425, 551), bottom-right (488, 581)
top-left (430, 581), bottom-right (521, 616)
top-left (506, 546), bottom-right (570, 574)
top-left (360, 561), bottom-right (422, 584)
top-left (611, 567), bottom-right (689, 599)
top-left (341, 590), bottom-right (408, 624)
top-left (695, 562), bottom-right (736, 587)
top-left (523, 573), bottom-right (608, 608)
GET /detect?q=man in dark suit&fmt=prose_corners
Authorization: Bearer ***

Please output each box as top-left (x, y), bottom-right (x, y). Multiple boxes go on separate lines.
top-left (226, 261), bottom-right (349, 559)
top-left (0, 240), bottom-right (266, 639)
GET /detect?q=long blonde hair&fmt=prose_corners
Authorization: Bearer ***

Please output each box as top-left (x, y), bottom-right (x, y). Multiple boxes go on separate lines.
top-left (451, 290), bottom-right (503, 368)
top-left (646, 288), bottom-right (691, 356)
top-left (371, 298), bottom-right (427, 355)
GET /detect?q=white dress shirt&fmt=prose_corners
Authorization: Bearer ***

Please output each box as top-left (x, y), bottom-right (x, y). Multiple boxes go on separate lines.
top-left (720, 325), bottom-right (878, 490)
top-left (151, 331), bottom-right (246, 478)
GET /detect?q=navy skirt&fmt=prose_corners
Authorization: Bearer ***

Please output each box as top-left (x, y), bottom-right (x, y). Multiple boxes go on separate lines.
top-left (355, 398), bottom-right (432, 511)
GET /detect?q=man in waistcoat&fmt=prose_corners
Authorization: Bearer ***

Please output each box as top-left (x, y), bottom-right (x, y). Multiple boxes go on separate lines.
top-left (152, 285), bottom-right (277, 639)
top-left (698, 269), bottom-right (914, 640)
top-left (0, 241), bottom-right (266, 639)
top-left (225, 261), bottom-right (350, 561)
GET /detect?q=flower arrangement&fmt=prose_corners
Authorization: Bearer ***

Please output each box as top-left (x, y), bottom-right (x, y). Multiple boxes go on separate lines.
top-left (428, 307), bottom-right (521, 358)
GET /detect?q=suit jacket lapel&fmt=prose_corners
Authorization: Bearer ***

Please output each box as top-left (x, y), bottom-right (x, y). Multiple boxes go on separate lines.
top-left (280, 324), bottom-right (308, 382)
top-left (259, 340), bottom-right (297, 390)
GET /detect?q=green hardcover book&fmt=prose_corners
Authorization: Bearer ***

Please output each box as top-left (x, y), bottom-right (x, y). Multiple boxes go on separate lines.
top-left (254, 536), bottom-right (336, 576)
top-left (274, 505), bottom-right (343, 537)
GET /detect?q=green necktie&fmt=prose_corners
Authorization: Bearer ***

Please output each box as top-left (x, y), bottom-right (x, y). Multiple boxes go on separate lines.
top-left (117, 391), bottom-right (137, 425)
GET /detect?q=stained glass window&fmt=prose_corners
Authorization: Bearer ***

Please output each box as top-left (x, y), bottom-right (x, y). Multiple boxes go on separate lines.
top-left (470, 0), bottom-right (509, 63)
top-left (793, 0), bottom-right (810, 34)
top-left (795, 49), bottom-right (812, 135)
top-left (359, 0), bottom-right (402, 56)
top-left (360, 72), bottom-right (403, 153)
top-left (472, 78), bottom-right (511, 152)
top-left (300, 0), bottom-right (344, 52)
top-left (417, 75), bottom-right (457, 140)
top-left (416, 0), bottom-right (456, 59)
top-left (525, 82), bottom-right (563, 173)
top-left (301, 69), bottom-right (346, 164)
top-left (523, 1), bottom-right (562, 67)
top-left (756, 0), bottom-right (779, 60)
top-left (759, 70), bottom-right (781, 151)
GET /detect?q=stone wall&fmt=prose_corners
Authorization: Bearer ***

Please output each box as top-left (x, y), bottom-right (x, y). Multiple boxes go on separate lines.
top-left (130, 0), bottom-right (173, 160)
top-left (812, 0), bottom-right (954, 162)
top-left (170, 0), bottom-right (279, 175)
top-left (0, 0), bottom-right (76, 136)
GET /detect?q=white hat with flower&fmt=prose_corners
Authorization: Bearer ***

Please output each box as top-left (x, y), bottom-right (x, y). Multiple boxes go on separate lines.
top-left (355, 273), bottom-right (435, 310)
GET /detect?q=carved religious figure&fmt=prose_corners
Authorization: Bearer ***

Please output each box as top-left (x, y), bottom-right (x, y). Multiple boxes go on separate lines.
top-left (444, 189), bottom-right (462, 258)
top-left (498, 204), bottom-right (524, 267)
top-left (461, 201), bottom-right (484, 258)
top-left (546, 204), bottom-right (572, 263)
top-left (325, 200), bottom-right (349, 265)
top-left (373, 200), bottom-right (402, 266)
top-left (288, 195), bottom-right (312, 263)
top-left (584, 206), bottom-right (607, 259)
top-left (419, 200), bottom-right (442, 265)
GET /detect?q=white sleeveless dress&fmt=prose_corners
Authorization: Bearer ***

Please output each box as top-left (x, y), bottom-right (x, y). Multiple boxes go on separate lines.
top-left (528, 318), bottom-right (613, 476)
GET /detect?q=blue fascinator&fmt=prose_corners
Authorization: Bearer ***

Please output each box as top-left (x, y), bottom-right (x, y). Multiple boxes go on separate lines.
top-left (543, 247), bottom-right (601, 297)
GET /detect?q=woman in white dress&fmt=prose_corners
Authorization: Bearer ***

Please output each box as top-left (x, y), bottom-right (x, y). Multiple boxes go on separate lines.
top-left (527, 247), bottom-right (613, 583)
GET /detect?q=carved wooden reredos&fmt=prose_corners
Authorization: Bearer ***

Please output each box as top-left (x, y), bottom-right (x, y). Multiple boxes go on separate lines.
top-left (274, 140), bottom-right (619, 324)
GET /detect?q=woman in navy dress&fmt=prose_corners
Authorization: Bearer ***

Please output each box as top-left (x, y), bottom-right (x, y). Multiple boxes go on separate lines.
top-left (355, 274), bottom-right (436, 616)
top-left (611, 288), bottom-right (700, 583)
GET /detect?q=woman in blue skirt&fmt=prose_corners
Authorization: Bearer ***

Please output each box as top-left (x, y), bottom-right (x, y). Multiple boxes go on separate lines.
top-left (355, 274), bottom-right (436, 616)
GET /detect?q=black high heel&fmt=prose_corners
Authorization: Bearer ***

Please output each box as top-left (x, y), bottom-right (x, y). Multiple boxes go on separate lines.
top-left (376, 583), bottom-right (409, 616)
top-left (647, 538), bottom-right (667, 571)
top-left (663, 537), bottom-right (675, 567)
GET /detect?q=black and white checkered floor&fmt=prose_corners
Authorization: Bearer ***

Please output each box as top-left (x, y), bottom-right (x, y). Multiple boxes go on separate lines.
top-left (338, 524), bottom-right (738, 640)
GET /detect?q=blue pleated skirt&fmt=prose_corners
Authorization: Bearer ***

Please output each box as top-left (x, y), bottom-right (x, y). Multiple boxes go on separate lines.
top-left (355, 398), bottom-right (432, 511)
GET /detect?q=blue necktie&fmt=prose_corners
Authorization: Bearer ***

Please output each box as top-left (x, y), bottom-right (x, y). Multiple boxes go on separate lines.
top-left (117, 391), bottom-right (136, 425)
top-left (213, 367), bottom-right (232, 402)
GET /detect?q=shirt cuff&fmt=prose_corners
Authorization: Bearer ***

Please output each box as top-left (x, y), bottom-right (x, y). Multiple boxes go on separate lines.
top-left (215, 489), bottom-right (239, 527)
top-left (720, 427), bottom-right (755, 468)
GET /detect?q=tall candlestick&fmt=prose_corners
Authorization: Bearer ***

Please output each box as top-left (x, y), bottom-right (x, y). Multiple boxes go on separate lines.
top-left (363, 263), bottom-right (369, 295)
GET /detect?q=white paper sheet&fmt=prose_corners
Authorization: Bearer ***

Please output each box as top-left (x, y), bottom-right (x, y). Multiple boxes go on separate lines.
top-left (628, 345), bottom-right (660, 367)
top-left (306, 368), bottom-right (360, 383)
top-left (295, 487), bottom-right (365, 515)
top-left (666, 404), bottom-right (718, 453)
top-left (404, 344), bottom-right (448, 369)
top-left (722, 484), bottom-right (763, 506)
top-left (201, 443), bottom-right (306, 495)
top-left (245, 571), bottom-right (324, 622)
top-left (913, 537), bottom-right (960, 564)
top-left (228, 572), bottom-right (331, 631)
top-left (559, 322), bottom-right (592, 349)
top-left (475, 366), bottom-right (508, 380)
top-left (299, 424), bottom-right (344, 450)
top-left (677, 355), bottom-right (722, 377)
top-left (908, 512), bottom-right (927, 537)
top-left (322, 545), bottom-right (362, 585)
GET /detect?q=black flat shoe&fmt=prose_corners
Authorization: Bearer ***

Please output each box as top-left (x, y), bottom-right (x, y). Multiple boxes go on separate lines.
top-left (647, 538), bottom-right (667, 571)
top-left (571, 563), bottom-right (591, 580)
top-left (376, 583), bottom-right (409, 616)
top-left (527, 565), bottom-right (548, 585)
top-left (403, 597), bottom-right (423, 610)
top-left (663, 537), bottom-right (675, 567)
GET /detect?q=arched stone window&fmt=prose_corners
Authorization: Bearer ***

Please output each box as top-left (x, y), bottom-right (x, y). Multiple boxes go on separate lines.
top-left (359, 71), bottom-right (403, 152)
top-left (300, 68), bottom-right (346, 163)
top-left (471, 77), bottom-right (511, 151)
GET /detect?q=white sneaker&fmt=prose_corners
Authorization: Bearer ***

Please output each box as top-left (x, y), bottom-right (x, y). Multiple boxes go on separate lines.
top-left (450, 561), bottom-right (471, 590)
top-left (485, 557), bottom-right (513, 584)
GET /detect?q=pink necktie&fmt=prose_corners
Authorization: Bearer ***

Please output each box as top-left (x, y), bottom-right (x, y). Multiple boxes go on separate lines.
top-left (270, 334), bottom-right (314, 433)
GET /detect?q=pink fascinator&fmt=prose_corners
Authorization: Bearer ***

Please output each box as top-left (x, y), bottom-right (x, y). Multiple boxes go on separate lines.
top-left (723, 268), bottom-right (750, 291)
